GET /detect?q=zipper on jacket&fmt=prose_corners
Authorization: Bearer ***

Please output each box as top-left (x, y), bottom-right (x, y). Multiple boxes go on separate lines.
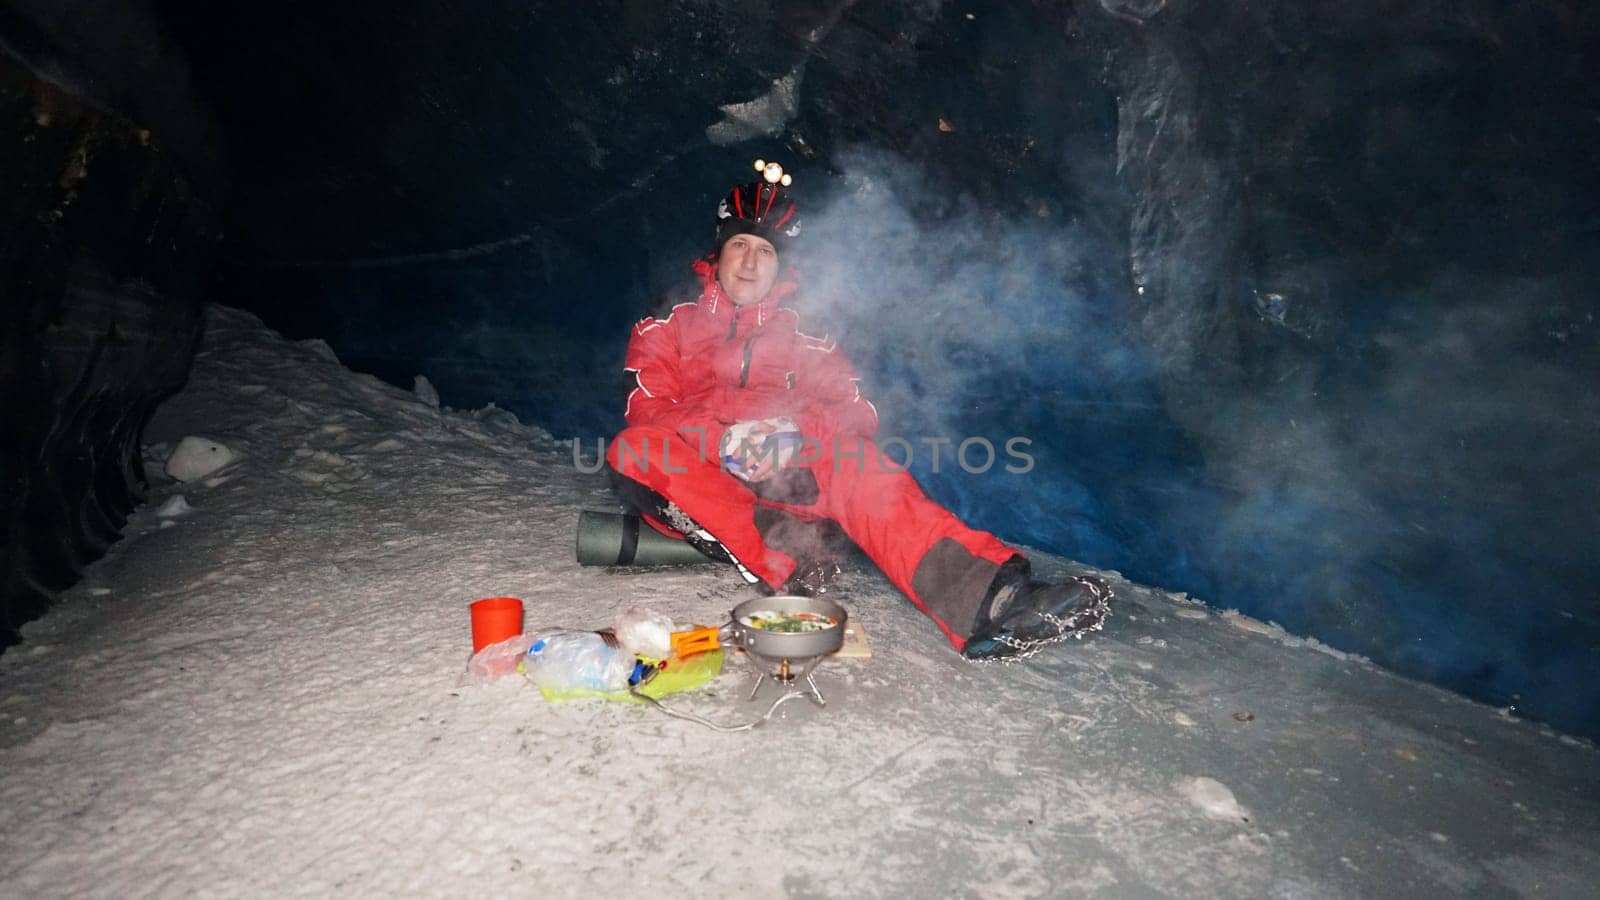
top-left (738, 338), bottom-right (754, 387)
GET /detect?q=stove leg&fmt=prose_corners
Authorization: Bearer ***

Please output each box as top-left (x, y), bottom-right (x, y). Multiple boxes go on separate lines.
top-left (805, 671), bottom-right (827, 707)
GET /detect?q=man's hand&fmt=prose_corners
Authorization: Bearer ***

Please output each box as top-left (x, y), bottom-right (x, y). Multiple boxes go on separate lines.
top-left (720, 417), bottom-right (802, 483)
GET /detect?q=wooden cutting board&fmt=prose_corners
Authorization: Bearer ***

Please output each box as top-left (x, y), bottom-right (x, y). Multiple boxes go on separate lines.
top-left (832, 619), bottom-right (871, 658)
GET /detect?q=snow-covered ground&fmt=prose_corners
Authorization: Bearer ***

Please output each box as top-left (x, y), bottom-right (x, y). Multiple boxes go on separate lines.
top-left (3, 305), bottom-right (1597, 897)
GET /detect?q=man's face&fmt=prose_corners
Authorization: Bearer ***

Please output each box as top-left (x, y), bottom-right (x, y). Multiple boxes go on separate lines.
top-left (716, 233), bottom-right (780, 306)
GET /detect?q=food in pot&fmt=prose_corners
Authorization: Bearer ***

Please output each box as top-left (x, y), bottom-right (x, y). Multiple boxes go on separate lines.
top-left (740, 610), bottom-right (839, 633)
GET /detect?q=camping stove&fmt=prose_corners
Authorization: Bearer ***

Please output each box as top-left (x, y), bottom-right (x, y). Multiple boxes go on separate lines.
top-left (635, 595), bottom-right (847, 731)
top-left (738, 643), bottom-right (831, 708)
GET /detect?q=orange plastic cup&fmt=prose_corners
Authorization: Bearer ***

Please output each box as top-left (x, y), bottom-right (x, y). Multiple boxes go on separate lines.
top-left (470, 597), bottom-right (524, 653)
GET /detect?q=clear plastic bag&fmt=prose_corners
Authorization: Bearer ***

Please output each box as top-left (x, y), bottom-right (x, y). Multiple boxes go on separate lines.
top-left (466, 633), bottom-right (535, 684)
top-left (613, 606), bottom-right (675, 658)
top-left (523, 629), bottom-right (636, 693)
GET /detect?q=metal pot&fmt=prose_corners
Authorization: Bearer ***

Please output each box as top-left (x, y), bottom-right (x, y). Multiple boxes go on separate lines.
top-left (721, 594), bottom-right (848, 661)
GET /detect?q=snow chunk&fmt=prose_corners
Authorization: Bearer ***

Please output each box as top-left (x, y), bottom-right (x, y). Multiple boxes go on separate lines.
top-left (1221, 610), bottom-right (1369, 663)
top-left (413, 375), bottom-right (440, 408)
top-left (154, 495), bottom-right (193, 518)
top-left (165, 436), bottom-right (240, 482)
top-left (299, 338), bottom-right (339, 362)
top-left (472, 403), bottom-right (523, 433)
top-left (1176, 776), bottom-right (1251, 822)
top-left (1221, 609), bottom-right (1279, 637)
top-left (1298, 636), bottom-right (1365, 663)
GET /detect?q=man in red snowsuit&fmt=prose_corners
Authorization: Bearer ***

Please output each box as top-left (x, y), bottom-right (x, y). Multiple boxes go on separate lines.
top-left (606, 165), bottom-right (1109, 659)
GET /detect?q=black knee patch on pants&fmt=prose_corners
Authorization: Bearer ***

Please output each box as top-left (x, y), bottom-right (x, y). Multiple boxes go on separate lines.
top-left (911, 539), bottom-right (1021, 637)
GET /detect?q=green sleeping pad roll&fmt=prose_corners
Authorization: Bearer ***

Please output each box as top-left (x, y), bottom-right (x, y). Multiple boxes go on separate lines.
top-left (575, 510), bottom-right (726, 567)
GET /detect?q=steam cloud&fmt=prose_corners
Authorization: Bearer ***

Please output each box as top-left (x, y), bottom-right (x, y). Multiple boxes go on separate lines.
top-left (787, 147), bottom-right (1600, 737)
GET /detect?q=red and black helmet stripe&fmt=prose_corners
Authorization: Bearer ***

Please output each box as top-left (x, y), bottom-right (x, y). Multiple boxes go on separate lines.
top-left (716, 181), bottom-right (802, 250)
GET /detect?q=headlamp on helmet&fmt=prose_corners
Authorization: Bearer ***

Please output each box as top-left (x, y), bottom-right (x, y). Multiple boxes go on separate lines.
top-left (715, 159), bottom-right (802, 250)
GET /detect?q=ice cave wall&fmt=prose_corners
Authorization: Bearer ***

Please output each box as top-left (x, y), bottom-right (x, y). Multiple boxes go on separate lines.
top-left (0, 1), bottom-right (222, 644)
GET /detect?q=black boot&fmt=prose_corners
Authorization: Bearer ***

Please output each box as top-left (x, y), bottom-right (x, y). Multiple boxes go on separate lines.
top-left (963, 572), bottom-right (1113, 661)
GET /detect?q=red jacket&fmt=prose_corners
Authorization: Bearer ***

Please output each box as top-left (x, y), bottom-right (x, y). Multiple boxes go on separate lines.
top-left (623, 259), bottom-right (879, 447)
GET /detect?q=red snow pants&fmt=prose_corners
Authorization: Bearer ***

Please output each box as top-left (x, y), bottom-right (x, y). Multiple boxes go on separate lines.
top-left (607, 424), bottom-right (1020, 651)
